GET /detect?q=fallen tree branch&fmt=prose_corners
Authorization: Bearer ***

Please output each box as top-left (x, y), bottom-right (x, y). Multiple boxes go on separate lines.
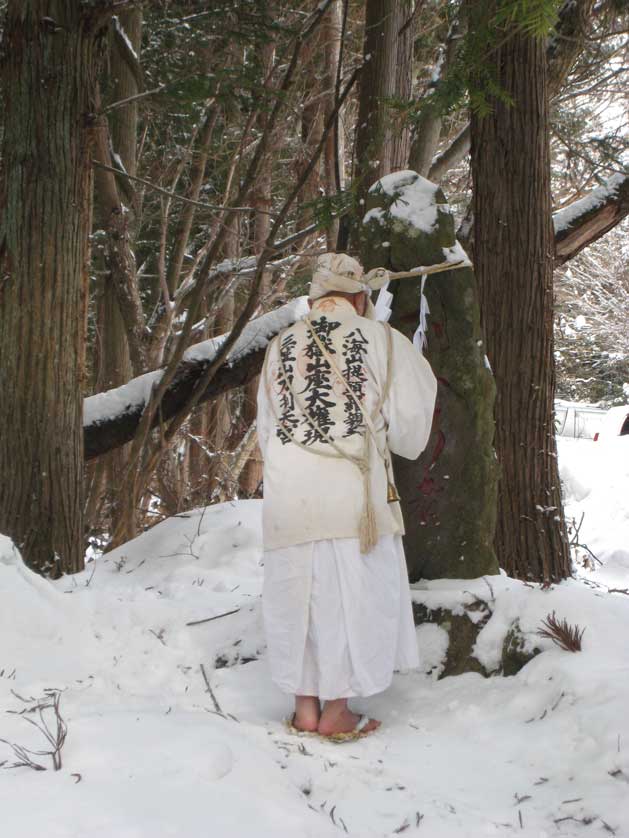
top-left (554, 171), bottom-right (629, 264)
top-left (84, 298), bottom-right (307, 460)
top-left (462, 170), bottom-right (629, 260)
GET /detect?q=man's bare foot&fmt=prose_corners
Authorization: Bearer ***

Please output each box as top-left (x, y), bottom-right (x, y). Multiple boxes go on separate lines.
top-left (318, 699), bottom-right (380, 737)
top-left (292, 695), bottom-right (321, 732)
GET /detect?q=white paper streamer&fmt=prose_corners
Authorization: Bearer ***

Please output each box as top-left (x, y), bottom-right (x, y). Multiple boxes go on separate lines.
top-left (412, 274), bottom-right (430, 351)
top-left (374, 281), bottom-right (394, 322)
top-left (375, 274), bottom-right (430, 353)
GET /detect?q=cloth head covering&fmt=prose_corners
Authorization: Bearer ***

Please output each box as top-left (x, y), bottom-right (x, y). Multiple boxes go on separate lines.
top-left (309, 253), bottom-right (390, 319)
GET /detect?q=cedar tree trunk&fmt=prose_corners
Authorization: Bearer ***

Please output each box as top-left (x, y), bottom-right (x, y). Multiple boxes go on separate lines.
top-left (0, 2), bottom-right (103, 576)
top-left (354, 0), bottom-right (413, 197)
top-left (96, 8), bottom-right (142, 547)
top-left (470, 17), bottom-right (571, 582)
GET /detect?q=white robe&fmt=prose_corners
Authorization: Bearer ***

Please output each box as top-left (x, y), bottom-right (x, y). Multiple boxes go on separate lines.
top-left (257, 297), bottom-right (436, 699)
top-left (262, 534), bottom-right (419, 699)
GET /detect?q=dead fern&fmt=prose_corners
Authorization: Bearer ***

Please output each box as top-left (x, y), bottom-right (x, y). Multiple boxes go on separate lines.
top-left (537, 611), bottom-right (585, 652)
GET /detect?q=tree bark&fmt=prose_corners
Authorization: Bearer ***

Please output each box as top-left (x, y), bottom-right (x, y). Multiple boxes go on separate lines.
top-left (322, 0), bottom-right (344, 248)
top-left (0, 2), bottom-right (104, 576)
top-left (427, 124), bottom-right (470, 184)
top-left (92, 138), bottom-right (147, 375)
top-left (410, 16), bottom-right (465, 178)
top-left (295, 37), bottom-right (323, 231)
top-left (95, 8), bottom-right (143, 548)
top-left (470, 14), bottom-right (571, 582)
top-left (354, 0), bottom-right (413, 198)
top-left (240, 38), bottom-right (276, 497)
top-left (203, 219), bottom-right (238, 501)
top-left (165, 105), bottom-right (218, 298)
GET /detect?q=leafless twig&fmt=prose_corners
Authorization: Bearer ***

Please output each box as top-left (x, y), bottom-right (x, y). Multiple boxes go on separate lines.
top-left (1, 690), bottom-right (67, 771)
top-left (103, 84), bottom-right (166, 112)
top-left (200, 663), bottom-right (222, 715)
top-left (149, 628), bottom-right (167, 646)
top-left (566, 513), bottom-right (602, 566)
top-left (186, 608), bottom-right (240, 627)
top-left (92, 160), bottom-right (264, 214)
top-left (84, 560), bottom-right (98, 587)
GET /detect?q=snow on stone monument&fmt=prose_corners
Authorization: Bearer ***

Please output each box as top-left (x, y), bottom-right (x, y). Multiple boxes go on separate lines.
top-left (361, 170), bottom-right (499, 581)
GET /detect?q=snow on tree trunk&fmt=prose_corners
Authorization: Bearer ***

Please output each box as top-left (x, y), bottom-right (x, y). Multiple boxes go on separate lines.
top-left (470, 18), bottom-right (571, 583)
top-left (361, 171), bottom-right (499, 581)
top-left (0, 2), bottom-right (104, 576)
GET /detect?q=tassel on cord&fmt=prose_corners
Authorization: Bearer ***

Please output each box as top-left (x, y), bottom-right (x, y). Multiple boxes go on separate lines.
top-left (358, 436), bottom-right (378, 555)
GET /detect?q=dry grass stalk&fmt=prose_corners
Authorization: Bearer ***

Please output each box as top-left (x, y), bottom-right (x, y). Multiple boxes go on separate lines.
top-left (0, 689), bottom-right (67, 771)
top-left (537, 611), bottom-right (585, 652)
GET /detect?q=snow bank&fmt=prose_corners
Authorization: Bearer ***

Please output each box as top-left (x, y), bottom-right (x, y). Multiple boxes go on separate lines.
top-left (83, 296), bottom-right (309, 428)
top-left (559, 435), bottom-right (629, 587)
top-left (0, 532), bottom-right (19, 566)
top-left (0, 502), bottom-right (335, 837)
top-left (2, 441), bottom-right (628, 836)
top-left (0, 536), bottom-right (92, 684)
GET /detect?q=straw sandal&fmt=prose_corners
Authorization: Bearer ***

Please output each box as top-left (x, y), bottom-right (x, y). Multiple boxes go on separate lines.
top-left (322, 714), bottom-right (379, 743)
top-left (284, 715), bottom-right (320, 737)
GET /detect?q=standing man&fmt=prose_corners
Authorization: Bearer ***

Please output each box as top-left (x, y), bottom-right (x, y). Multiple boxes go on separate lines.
top-left (257, 253), bottom-right (437, 740)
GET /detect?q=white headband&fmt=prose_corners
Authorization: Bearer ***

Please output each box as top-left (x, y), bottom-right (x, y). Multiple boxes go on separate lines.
top-left (309, 253), bottom-right (390, 301)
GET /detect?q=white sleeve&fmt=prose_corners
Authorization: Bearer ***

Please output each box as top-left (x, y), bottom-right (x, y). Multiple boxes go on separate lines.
top-left (382, 327), bottom-right (437, 460)
top-left (256, 342), bottom-right (276, 460)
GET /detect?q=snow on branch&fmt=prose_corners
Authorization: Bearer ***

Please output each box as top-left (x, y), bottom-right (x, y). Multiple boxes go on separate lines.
top-left (83, 297), bottom-right (308, 460)
top-left (111, 15), bottom-right (142, 88)
top-left (554, 172), bottom-right (629, 265)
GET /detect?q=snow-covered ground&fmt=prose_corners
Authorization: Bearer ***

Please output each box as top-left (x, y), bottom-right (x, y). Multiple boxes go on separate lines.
top-left (559, 435), bottom-right (629, 589)
top-left (1, 438), bottom-right (628, 837)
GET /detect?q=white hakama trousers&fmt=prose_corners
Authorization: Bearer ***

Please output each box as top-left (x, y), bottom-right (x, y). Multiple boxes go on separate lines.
top-left (262, 534), bottom-right (419, 700)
